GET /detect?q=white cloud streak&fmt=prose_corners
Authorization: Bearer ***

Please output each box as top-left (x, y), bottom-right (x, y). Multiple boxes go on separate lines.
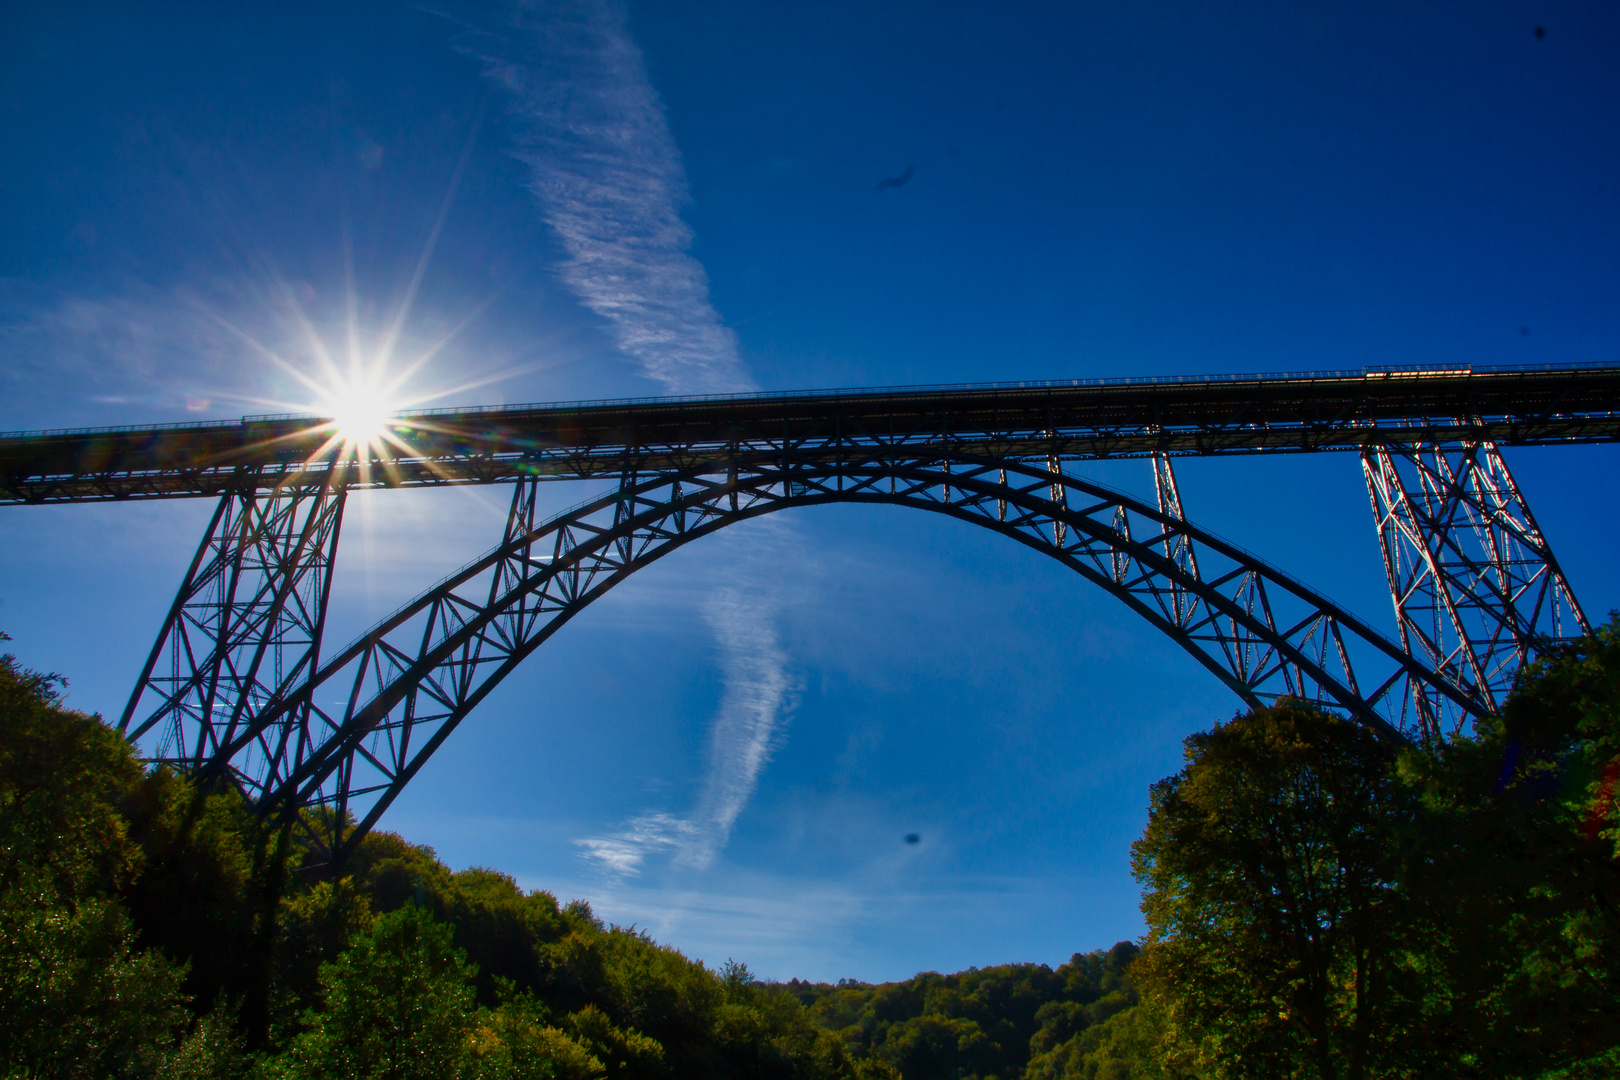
top-left (575, 811), bottom-right (694, 877)
top-left (459, 0), bottom-right (754, 396)
top-left (465, 1), bottom-right (790, 878)
top-left (574, 574), bottom-right (798, 877)
top-left (686, 587), bottom-right (797, 865)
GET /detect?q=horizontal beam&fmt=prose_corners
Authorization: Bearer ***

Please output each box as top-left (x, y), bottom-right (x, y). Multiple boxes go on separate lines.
top-left (4, 363), bottom-right (1620, 504)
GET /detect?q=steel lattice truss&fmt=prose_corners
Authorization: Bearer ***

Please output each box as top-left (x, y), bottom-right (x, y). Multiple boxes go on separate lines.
top-left (121, 468), bottom-right (345, 783)
top-left (7, 364), bottom-right (1620, 503)
top-left (120, 448), bottom-right (1500, 861)
top-left (1363, 441), bottom-right (1589, 742)
top-left (82, 366), bottom-right (1607, 861)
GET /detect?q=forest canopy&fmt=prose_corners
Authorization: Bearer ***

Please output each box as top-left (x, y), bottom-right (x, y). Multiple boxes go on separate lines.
top-left (1, 619), bottom-right (1617, 1079)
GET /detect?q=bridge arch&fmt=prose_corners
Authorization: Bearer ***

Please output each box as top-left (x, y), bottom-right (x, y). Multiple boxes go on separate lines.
top-left (148, 451), bottom-right (1484, 859)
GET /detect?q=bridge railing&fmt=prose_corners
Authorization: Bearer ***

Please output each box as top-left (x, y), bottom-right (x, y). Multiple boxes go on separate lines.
top-left (7, 358), bottom-right (1620, 442)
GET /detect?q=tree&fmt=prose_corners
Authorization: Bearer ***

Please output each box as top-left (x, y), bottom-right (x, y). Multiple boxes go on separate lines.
top-left (1025, 1003), bottom-right (1166, 1080)
top-left (0, 634), bottom-right (886, 1079)
top-left (795, 947), bottom-right (1143, 1080)
top-left (1399, 619), bottom-right (1620, 1077)
top-left (1130, 702), bottom-right (1425, 1080)
top-left (284, 904), bottom-right (481, 1080)
top-left (1024, 944), bottom-right (1149, 1080)
top-left (877, 1013), bottom-right (989, 1078)
top-left (0, 642), bottom-right (143, 902)
top-left (120, 768), bottom-right (290, 1045)
top-left (0, 640), bottom-right (191, 1078)
top-left (0, 894), bottom-right (189, 1080)
top-left (466, 992), bottom-right (603, 1080)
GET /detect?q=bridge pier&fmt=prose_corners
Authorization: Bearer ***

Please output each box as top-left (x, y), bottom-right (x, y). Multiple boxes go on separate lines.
top-left (1363, 441), bottom-right (1588, 742)
top-left (120, 465), bottom-right (346, 801)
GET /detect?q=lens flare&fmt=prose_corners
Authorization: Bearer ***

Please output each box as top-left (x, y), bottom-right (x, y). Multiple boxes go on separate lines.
top-left (327, 380), bottom-right (394, 451)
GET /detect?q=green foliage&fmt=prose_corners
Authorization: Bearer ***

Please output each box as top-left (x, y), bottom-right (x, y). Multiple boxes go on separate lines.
top-left (6, 616), bottom-right (1619, 1080)
top-left (156, 1006), bottom-right (253, 1080)
top-left (795, 945), bottom-right (1140, 1080)
top-left (1024, 1003), bottom-right (1165, 1080)
top-left (0, 635), bottom-right (873, 1079)
top-left (256, 841), bottom-right (863, 1079)
top-left (120, 766), bottom-right (289, 1042)
top-left (271, 876), bottom-right (375, 1032)
top-left (282, 904), bottom-right (481, 1079)
top-left (1130, 701), bottom-right (1425, 1079)
top-left (326, 833), bottom-right (573, 1010)
top-left (1126, 620), bottom-right (1620, 1079)
top-left (467, 996), bottom-right (587, 1079)
top-left (0, 645), bottom-right (143, 902)
top-left (0, 894), bottom-right (189, 1080)
top-left (0, 642), bottom-right (191, 1079)
top-left (1392, 619), bottom-right (1620, 1077)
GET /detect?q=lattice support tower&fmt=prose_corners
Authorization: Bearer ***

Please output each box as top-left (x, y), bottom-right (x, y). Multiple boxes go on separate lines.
top-left (1362, 440), bottom-right (1589, 743)
top-left (119, 464), bottom-right (347, 798)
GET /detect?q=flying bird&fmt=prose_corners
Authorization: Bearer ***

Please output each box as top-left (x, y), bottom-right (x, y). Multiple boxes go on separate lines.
top-left (876, 165), bottom-right (916, 193)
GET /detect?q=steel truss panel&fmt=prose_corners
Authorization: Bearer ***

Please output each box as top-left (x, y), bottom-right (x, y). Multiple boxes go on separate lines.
top-left (10, 366), bottom-right (1599, 863)
top-left (184, 452), bottom-right (1487, 862)
top-left (119, 468), bottom-right (345, 791)
top-left (5, 364), bottom-right (1620, 503)
top-left (1363, 441), bottom-right (1589, 743)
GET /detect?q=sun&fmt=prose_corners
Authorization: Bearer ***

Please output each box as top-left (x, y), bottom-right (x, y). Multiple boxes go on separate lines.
top-left (228, 273), bottom-right (517, 473)
top-left (308, 366), bottom-right (407, 466)
top-left (328, 382), bottom-right (394, 449)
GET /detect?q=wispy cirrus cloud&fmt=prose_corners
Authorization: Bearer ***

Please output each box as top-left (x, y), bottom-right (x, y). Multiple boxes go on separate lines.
top-left (576, 580), bottom-right (798, 876)
top-left (458, 0), bottom-right (753, 396)
top-left (0, 285), bottom-right (254, 428)
top-left (571, 520), bottom-right (803, 875)
top-left (575, 811), bottom-right (695, 877)
top-left (463, 1), bottom-right (793, 880)
top-left (686, 586), bottom-right (797, 865)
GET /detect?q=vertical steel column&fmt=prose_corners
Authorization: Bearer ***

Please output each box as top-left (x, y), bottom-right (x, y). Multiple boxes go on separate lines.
top-left (1109, 503), bottom-right (1133, 584)
top-left (1363, 440), bottom-right (1588, 741)
top-left (300, 474), bottom-right (547, 862)
top-left (120, 464), bottom-right (347, 796)
top-left (498, 475), bottom-right (544, 585)
top-left (1152, 454), bottom-right (1200, 623)
top-left (1149, 453), bottom-right (1289, 698)
top-left (1047, 452), bottom-right (1068, 548)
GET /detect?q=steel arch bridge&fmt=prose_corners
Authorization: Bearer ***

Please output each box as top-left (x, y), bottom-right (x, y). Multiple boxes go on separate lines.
top-left (2, 362), bottom-right (1614, 860)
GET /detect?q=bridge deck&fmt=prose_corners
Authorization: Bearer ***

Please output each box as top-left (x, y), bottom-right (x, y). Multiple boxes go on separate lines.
top-left (4, 363), bottom-right (1620, 503)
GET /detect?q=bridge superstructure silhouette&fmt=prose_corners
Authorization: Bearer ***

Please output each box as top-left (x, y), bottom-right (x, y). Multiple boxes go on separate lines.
top-left (3, 363), bottom-right (1615, 861)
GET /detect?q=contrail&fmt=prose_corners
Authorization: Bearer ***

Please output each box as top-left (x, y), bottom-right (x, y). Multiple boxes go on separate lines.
top-left (458, 0), bottom-right (754, 395)
top-left (574, 572), bottom-right (796, 874)
top-left (683, 582), bottom-right (796, 867)
top-left (462, 0), bottom-right (792, 875)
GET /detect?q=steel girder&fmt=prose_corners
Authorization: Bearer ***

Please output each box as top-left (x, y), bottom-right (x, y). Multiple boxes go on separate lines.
top-left (119, 467), bottom-right (346, 787)
top-left (1362, 441), bottom-right (1589, 743)
top-left (159, 450), bottom-right (1489, 862)
top-left (7, 364), bottom-right (1620, 503)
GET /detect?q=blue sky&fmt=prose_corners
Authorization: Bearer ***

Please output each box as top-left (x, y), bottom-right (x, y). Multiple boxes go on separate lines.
top-left (2, 1), bottom-right (1619, 982)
